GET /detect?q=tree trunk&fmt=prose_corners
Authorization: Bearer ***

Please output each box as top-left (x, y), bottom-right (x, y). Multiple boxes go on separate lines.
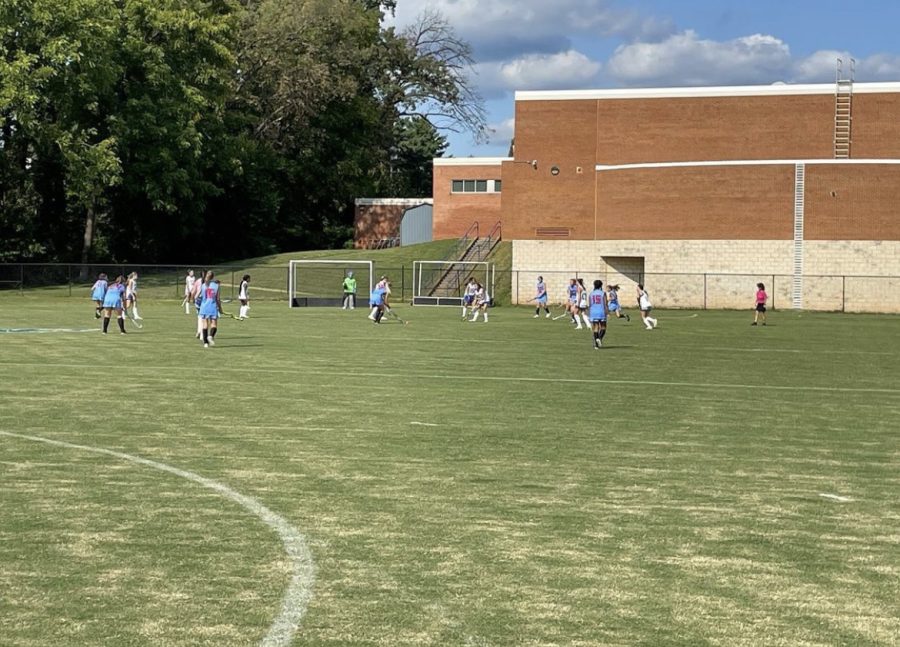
top-left (79, 206), bottom-right (97, 280)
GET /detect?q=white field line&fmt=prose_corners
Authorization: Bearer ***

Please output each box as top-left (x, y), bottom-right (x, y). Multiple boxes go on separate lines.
top-left (0, 431), bottom-right (314, 647)
top-left (409, 421), bottom-right (439, 427)
top-left (0, 327), bottom-right (98, 334)
top-left (3, 361), bottom-right (900, 395)
top-left (819, 493), bottom-right (854, 502)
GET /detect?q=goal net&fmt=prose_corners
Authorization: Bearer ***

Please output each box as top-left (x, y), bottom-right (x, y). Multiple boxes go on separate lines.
top-left (412, 260), bottom-right (494, 306)
top-left (288, 260), bottom-right (373, 308)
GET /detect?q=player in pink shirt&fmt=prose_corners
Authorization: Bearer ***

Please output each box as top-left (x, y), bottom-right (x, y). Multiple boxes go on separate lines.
top-left (752, 282), bottom-right (768, 326)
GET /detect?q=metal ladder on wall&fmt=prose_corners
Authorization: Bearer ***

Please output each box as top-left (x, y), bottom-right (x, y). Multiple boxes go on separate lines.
top-left (792, 164), bottom-right (805, 309)
top-left (834, 57), bottom-right (854, 159)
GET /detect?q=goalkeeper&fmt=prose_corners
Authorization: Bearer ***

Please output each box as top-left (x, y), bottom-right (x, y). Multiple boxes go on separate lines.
top-left (341, 270), bottom-right (357, 310)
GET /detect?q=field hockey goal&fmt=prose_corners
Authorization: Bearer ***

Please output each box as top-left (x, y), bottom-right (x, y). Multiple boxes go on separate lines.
top-left (412, 260), bottom-right (494, 306)
top-left (288, 260), bottom-right (373, 307)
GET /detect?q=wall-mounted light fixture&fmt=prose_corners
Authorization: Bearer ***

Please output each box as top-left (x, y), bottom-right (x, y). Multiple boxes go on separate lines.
top-left (550, 166), bottom-right (560, 176)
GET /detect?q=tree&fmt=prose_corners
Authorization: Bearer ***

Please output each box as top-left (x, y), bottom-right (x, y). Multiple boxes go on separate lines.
top-left (383, 10), bottom-right (487, 140)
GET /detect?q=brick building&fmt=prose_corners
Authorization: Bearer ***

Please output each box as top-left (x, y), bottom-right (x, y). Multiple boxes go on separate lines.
top-left (432, 80), bottom-right (900, 312)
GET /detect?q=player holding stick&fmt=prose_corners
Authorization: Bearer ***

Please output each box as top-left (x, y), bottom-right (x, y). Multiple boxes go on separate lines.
top-left (532, 276), bottom-right (551, 318)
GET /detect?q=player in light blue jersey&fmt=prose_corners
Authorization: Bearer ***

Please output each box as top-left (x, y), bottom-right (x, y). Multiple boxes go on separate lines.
top-left (90, 273), bottom-right (108, 319)
top-left (198, 271), bottom-right (222, 347)
top-left (369, 283), bottom-right (386, 324)
top-left (101, 275), bottom-right (128, 335)
top-left (533, 276), bottom-right (550, 318)
top-left (588, 279), bottom-right (608, 349)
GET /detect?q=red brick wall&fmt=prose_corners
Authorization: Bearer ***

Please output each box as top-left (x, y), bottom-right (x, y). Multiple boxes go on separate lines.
top-left (498, 91), bottom-right (900, 241)
top-left (501, 101), bottom-right (598, 240)
top-left (595, 165), bottom-right (795, 240)
top-left (432, 164), bottom-right (502, 239)
top-left (353, 204), bottom-right (405, 248)
top-left (805, 165), bottom-right (900, 240)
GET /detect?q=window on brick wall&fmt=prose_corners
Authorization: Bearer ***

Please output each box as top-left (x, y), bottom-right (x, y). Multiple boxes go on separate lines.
top-left (452, 179), bottom-right (502, 194)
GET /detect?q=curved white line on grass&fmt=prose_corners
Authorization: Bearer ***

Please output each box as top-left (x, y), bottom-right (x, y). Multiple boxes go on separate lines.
top-left (0, 430), bottom-right (314, 647)
top-left (3, 361), bottom-right (900, 395)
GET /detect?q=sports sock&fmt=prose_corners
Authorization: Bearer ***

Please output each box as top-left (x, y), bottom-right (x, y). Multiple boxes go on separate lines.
top-left (197, 317), bottom-right (203, 334)
top-left (117, 317), bottom-right (126, 333)
top-left (582, 313), bottom-right (591, 327)
top-left (471, 311), bottom-right (479, 321)
top-left (599, 329), bottom-right (606, 340)
top-left (210, 327), bottom-right (217, 338)
top-left (132, 304), bottom-right (140, 318)
top-left (103, 317), bottom-right (110, 333)
top-left (202, 328), bottom-right (208, 343)
top-left (535, 307), bottom-right (540, 315)
top-left (483, 312), bottom-right (488, 322)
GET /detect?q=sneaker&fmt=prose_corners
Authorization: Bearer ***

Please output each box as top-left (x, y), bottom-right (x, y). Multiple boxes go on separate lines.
top-left (204, 342), bottom-right (209, 348)
top-left (102, 331), bottom-right (107, 335)
top-left (95, 312), bottom-right (101, 319)
top-left (751, 322), bottom-right (757, 326)
top-left (545, 312), bottom-right (551, 318)
top-left (368, 315), bottom-right (376, 321)
top-left (626, 314), bottom-right (631, 322)
top-left (120, 331), bottom-right (127, 335)
top-left (134, 316), bottom-right (143, 321)
top-left (533, 314), bottom-right (539, 318)
top-left (208, 337), bottom-right (215, 346)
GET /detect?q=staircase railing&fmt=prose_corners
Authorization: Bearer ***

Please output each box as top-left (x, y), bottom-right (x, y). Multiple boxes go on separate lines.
top-left (423, 221), bottom-right (480, 297)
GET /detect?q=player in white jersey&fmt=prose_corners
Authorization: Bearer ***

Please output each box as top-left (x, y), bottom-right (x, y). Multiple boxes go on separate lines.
top-left (238, 274), bottom-right (251, 319)
top-left (181, 270), bottom-right (196, 314)
top-left (462, 277), bottom-right (479, 319)
top-left (123, 272), bottom-right (143, 328)
top-left (576, 278), bottom-right (591, 329)
top-left (637, 284), bottom-right (658, 330)
top-left (191, 270), bottom-right (206, 337)
top-left (469, 284), bottom-right (490, 322)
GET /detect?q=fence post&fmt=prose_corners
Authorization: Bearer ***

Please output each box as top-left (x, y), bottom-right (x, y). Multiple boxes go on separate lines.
top-left (771, 275), bottom-right (776, 310)
top-left (842, 275), bottom-right (846, 313)
top-left (401, 265), bottom-right (405, 302)
top-left (515, 270), bottom-right (519, 306)
top-left (20, 264), bottom-right (24, 295)
top-left (703, 273), bottom-right (707, 310)
top-left (68, 265), bottom-right (72, 296)
top-left (231, 270), bottom-right (235, 301)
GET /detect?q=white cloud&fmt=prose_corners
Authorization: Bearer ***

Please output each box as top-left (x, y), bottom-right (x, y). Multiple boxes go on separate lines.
top-left (472, 50), bottom-right (602, 97)
top-left (485, 117), bottom-right (515, 148)
top-left (607, 30), bottom-right (792, 86)
top-left (389, 0), bottom-right (674, 61)
top-left (499, 50), bottom-right (603, 90)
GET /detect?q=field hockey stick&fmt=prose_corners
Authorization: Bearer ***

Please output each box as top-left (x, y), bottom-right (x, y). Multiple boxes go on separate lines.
top-left (385, 307), bottom-right (408, 324)
top-left (552, 305), bottom-right (572, 320)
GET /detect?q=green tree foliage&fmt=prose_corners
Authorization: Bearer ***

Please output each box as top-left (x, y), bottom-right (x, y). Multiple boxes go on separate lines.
top-left (0, 0), bottom-right (483, 262)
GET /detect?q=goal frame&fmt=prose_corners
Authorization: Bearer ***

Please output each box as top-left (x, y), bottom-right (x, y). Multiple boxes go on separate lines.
top-left (288, 259), bottom-right (374, 308)
top-left (412, 260), bottom-right (495, 307)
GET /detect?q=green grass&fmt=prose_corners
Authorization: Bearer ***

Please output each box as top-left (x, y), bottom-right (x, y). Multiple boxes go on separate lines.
top-left (1, 298), bottom-right (898, 646)
top-left (9, 238), bottom-right (513, 305)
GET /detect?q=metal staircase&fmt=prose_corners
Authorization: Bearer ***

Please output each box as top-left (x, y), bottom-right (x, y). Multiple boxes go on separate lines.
top-left (834, 58), bottom-right (854, 159)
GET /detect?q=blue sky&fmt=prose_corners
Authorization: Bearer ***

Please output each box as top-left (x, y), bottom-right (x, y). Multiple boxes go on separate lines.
top-left (388, 0), bottom-right (900, 157)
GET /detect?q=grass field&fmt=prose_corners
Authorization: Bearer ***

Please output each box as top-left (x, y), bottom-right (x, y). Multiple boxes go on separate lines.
top-left (1, 296), bottom-right (898, 647)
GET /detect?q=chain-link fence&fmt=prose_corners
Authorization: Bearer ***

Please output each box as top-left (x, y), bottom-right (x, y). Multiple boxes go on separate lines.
top-left (1, 263), bottom-right (898, 312)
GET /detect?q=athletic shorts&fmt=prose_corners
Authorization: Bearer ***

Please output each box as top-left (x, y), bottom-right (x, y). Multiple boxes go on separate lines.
top-left (536, 296), bottom-right (547, 304)
top-left (609, 302), bottom-right (619, 311)
top-left (200, 312), bottom-right (219, 320)
top-left (591, 318), bottom-right (607, 324)
top-left (756, 304), bottom-right (767, 312)
top-left (463, 295), bottom-right (474, 305)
